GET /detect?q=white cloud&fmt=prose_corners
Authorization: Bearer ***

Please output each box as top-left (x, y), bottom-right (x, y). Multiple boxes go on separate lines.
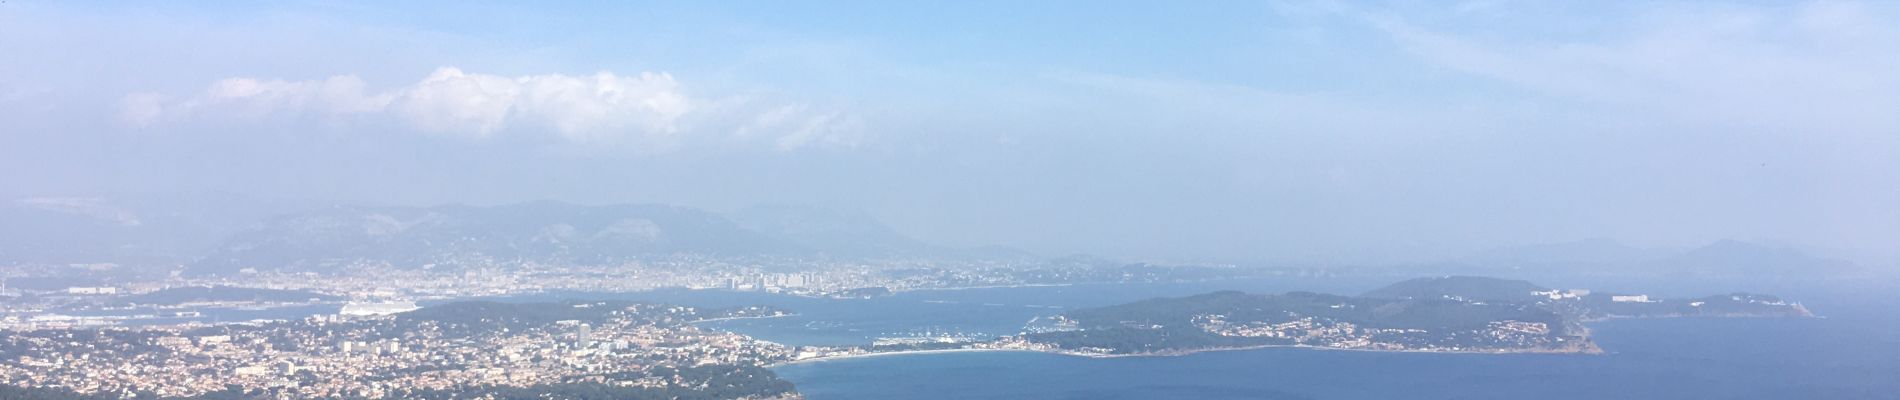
top-left (511, 71), bottom-right (691, 142)
top-left (128, 67), bottom-right (719, 142)
top-left (195, 75), bottom-right (395, 118)
top-left (777, 111), bottom-right (866, 151)
top-left (740, 104), bottom-right (867, 152)
top-left (390, 68), bottom-right (521, 136)
top-left (122, 67), bottom-right (863, 151)
top-left (117, 92), bottom-right (166, 127)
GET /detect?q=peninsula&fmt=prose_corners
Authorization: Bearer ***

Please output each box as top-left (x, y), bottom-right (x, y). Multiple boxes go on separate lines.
top-left (827, 276), bottom-right (1812, 358)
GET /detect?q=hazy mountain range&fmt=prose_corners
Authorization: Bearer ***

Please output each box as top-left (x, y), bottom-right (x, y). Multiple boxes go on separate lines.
top-left (0, 196), bottom-right (1864, 278)
top-left (0, 196), bottom-right (1027, 275)
top-left (0, 194), bottom-right (299, 266)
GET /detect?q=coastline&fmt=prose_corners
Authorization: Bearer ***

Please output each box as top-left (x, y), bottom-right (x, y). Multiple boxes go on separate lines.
top-left (690, 313), bottom-right (798, 324)
top-left (896, 283), bottom-right (1078, 293)
top-left (773, 342), bottom-right (1599, 368)
top-left (763, 311), bottom-right (1847, 368)
top-left (771, 348), bottom-right (1046, 367)
top-left (1050, 342), bottom-right (1601, 358)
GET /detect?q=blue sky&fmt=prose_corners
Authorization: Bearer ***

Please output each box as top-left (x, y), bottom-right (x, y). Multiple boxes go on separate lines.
top-left (2, 1), bottom-right (1896, 266)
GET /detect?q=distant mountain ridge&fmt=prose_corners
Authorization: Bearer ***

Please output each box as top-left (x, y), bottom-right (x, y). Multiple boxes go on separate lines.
top-left (189, 201), bottom-right (1011, 275)
top-left (1362, 276), bottom-right (1547, 303)
top-left (3, 195), bottom-right (1866, 280)
top-left (1659, 239), bottom-right (1858, 277)
top-left (0, 193), bottom-right (298, 266)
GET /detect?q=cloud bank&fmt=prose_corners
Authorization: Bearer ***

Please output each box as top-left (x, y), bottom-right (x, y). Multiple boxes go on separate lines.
top-left (122, 67), bottom-right (856, 150)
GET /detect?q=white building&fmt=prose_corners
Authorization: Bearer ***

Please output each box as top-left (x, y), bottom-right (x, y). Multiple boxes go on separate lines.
top-left (1611, 294), bottom-right (1652, 303)
top-left (340, 301), bottom-right (420, 316)
top-left (65, 287), bottom-right (119, 295)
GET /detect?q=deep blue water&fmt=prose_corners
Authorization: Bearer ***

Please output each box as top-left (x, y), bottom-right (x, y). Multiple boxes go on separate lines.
top-left (769, 281), bottom-right (1900, 399)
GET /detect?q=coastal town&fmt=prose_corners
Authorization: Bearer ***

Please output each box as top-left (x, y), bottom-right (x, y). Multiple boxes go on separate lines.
top-left (0, 258), bottom-right (1277, 331)
top-left (0, 259), bottom-right (1272, 398)
top-left (0, 300), bottom-right (804, 399)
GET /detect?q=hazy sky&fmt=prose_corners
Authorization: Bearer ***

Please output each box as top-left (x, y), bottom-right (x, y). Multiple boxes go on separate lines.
top-left (3, 1), bottom-right (1896, 266)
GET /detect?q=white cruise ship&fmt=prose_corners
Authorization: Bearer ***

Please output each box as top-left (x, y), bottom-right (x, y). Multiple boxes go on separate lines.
top-left (339, 301), bottom-right (421, 316)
